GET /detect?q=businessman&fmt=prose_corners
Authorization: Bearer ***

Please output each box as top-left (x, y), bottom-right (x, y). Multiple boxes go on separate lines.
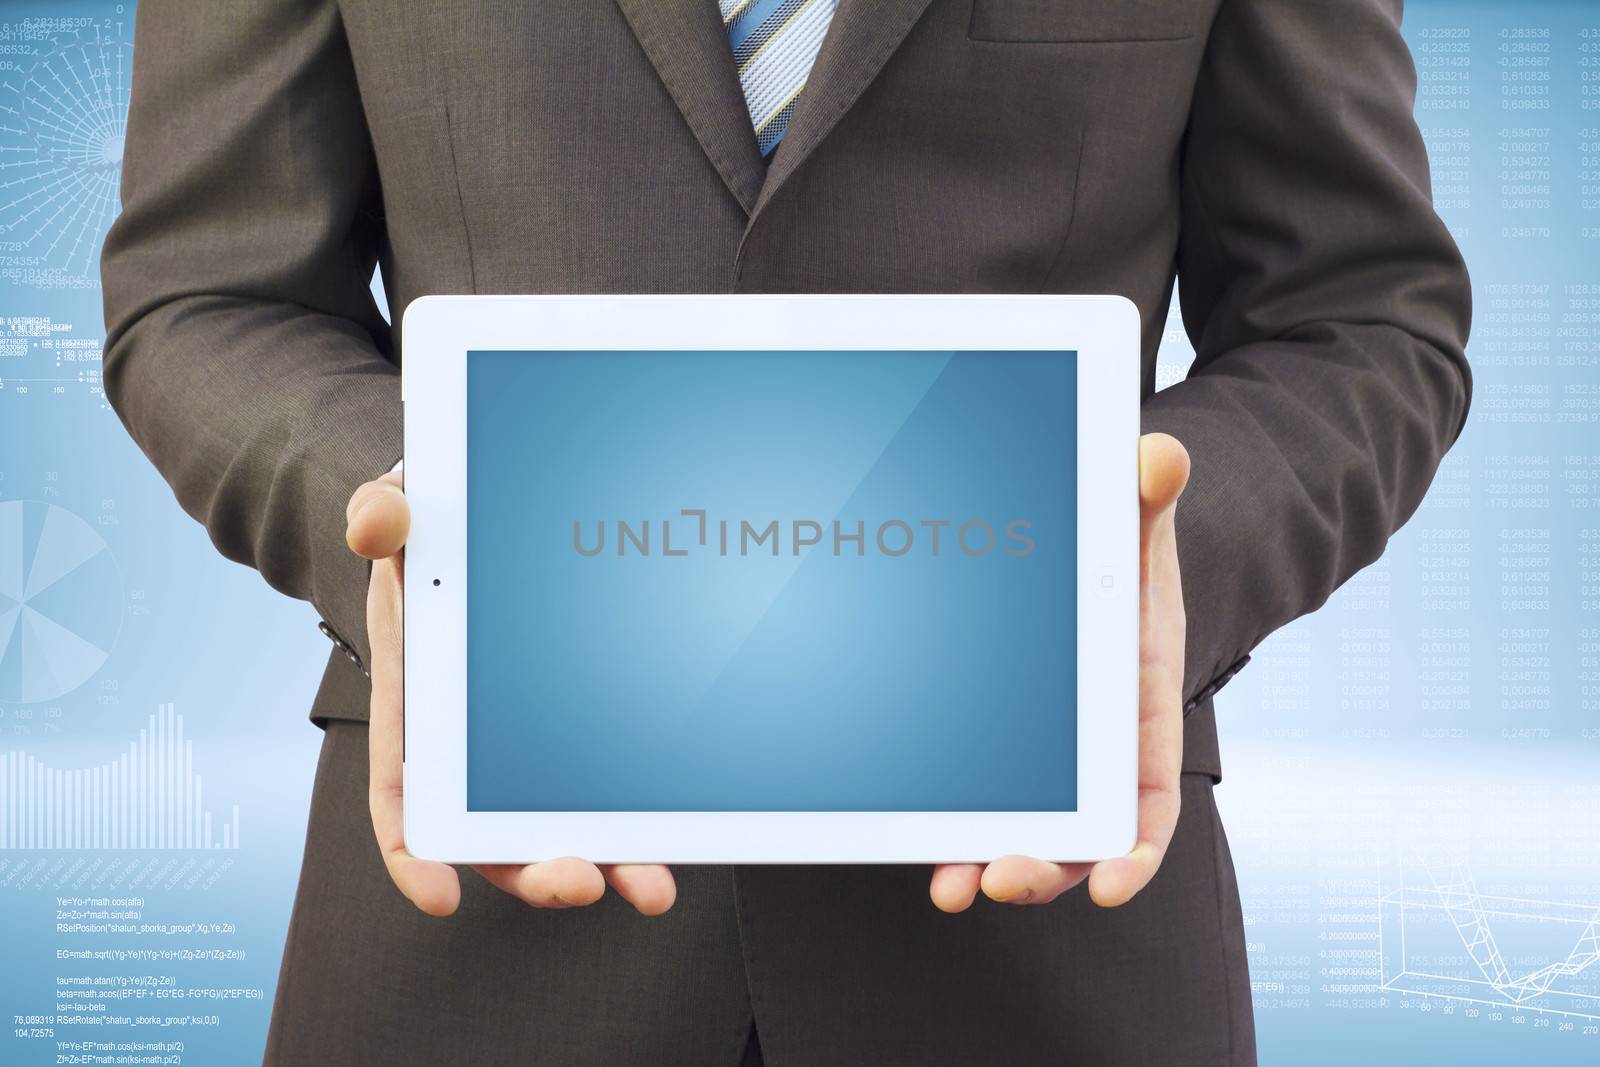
top-left (101, 0), bottom-right (1470, 1063)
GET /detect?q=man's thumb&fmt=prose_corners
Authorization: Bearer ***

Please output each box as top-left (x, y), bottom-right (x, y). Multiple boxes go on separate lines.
top-left (1139, 432), bottom-right (1190, 515)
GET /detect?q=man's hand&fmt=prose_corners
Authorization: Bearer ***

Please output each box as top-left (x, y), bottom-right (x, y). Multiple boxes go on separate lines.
top-left (929, 433), bottom-right (1191, 911)
top-left (346, 469), bottom-right (678, 917)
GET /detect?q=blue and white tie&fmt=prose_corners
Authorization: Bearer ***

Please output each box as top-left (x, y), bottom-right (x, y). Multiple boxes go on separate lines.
top-left (719, 0), bottom-right (839, 158)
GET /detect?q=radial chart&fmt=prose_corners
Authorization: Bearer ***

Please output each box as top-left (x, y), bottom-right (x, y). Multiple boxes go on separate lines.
top-left (0, 23), bottom-right (132, 282)
top-left (0, 500), bottom-right (123, 704)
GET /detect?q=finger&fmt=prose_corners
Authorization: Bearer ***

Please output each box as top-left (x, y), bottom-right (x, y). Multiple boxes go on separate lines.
top-left (929, 864), bottom-right (983, 913)
top-left (1138, 432), bottom-right (1190, 520)
top-left (1087, 778), bottom-right (1181, 907)
top-left (346, 470), bottom-right (410, 560)
top-left (367, 554), bottom-right (460, 916)
top-left (1093, 434), bottom-right (1190, 909)
top-left (1091, 576), bottom-right (1185, 908)
top-left (369, 797), bottom-right (461, 916)
top-left (1139, 433), bottom-right (1187, 637)
top-left (979, 856), bottom-right (1092, 906)
top-left (601, 864), bottom-right (678, 916)
top-left (474, 858), bottom-right (608, 909)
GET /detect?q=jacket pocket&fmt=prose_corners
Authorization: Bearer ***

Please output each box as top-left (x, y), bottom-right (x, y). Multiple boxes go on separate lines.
top-left (968, 0), bottom-right (1206, 43)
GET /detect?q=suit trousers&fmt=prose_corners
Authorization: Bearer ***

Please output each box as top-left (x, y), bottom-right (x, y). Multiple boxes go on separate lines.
top-left (265, 720), bottom-right (1255, 1065)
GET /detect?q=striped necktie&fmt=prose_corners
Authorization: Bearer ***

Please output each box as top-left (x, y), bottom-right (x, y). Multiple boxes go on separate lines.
top-left (719, 0), bottom-right (840, 158)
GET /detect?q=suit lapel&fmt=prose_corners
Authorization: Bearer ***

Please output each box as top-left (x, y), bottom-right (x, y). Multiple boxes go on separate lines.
top-left (750, 0), bottom-right (936, 219)
top-left (616, 0), bottom-right (766, 214)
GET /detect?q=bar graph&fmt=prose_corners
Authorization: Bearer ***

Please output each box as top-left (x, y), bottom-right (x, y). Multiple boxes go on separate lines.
top-left (0, 703), bottom-right (240, 850)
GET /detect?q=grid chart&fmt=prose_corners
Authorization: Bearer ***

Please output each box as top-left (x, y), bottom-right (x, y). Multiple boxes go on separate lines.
top-left (0, 20), bottom-right (132, 286)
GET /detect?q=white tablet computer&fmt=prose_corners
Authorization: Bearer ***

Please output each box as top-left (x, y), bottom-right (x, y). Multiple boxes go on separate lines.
top-left (401, 294), bottom-right (1138, 864)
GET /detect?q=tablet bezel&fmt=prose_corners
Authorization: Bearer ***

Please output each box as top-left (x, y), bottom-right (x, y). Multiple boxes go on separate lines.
top-left (401, 294), bottom-right (1138, 863)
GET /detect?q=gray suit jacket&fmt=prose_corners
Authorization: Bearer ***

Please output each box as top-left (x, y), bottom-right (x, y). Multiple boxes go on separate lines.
top-left (100, 1), bottom-right (1470, 783)
top-left (100, 2), bottom-right (1469, 1060)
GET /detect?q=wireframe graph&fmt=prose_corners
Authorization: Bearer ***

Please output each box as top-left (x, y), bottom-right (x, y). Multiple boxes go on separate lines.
top-left (0, 703), bottom-right (240, 850)
top-left (1380, 860), bottom-right (1600, 1020)
top-left (0, 21), bottom-right (131, 285)
top-left (0, 499), bottom-right (123, 703)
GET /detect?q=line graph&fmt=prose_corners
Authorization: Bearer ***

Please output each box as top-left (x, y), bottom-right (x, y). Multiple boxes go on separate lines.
top-left (1380, 860), bottom-right (1600, 1019)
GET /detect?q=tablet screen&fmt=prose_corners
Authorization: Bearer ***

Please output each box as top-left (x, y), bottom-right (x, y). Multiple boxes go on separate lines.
top-left (466, 349), bottom-right (1077, 812)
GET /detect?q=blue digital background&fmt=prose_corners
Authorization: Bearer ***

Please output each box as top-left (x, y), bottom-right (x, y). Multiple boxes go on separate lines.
top-left (468, 350), bottom-right (1078, 811)
top-left (0, 0), bottom-right (1597, 1062)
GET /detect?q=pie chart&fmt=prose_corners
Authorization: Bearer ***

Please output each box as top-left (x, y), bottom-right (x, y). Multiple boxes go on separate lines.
top-left (0, 501), bottom-right (123, 704)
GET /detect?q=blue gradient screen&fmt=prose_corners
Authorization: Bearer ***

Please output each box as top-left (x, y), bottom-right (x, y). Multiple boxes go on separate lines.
top-left (466, 349), bottom-right (1077, 812)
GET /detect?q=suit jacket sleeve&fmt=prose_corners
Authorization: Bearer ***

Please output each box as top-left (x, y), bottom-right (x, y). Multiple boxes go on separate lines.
top-left (100, 0), bottom-right (398, 675)
top-left (1144, 0), bottom-right (1473, 712)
